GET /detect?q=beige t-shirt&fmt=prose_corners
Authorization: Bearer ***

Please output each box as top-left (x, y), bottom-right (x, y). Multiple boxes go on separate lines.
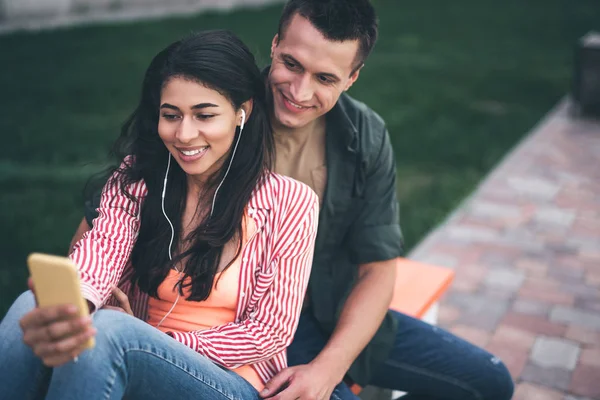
top-left (273, 119), bottom-right (327, 203)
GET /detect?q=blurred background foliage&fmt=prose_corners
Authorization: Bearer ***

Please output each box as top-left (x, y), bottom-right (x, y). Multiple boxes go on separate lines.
top-left (0, 0), bottom-right (598, 314)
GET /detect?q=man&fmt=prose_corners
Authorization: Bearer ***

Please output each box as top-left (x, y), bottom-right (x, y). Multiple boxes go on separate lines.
top-left (71, 1), bottom-right (514, 399)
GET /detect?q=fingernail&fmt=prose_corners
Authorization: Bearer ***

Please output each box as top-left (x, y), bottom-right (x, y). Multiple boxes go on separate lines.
top-left (260, 389), bottom-right (269, 395)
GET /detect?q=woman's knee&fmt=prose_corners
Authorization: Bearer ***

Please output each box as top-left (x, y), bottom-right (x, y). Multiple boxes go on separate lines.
top-left (0, 292), bottom-right (38, 359)
top-left (91, 309), bottom-right (145, 350)
top-left (4, 291), bottom-right (36, 322)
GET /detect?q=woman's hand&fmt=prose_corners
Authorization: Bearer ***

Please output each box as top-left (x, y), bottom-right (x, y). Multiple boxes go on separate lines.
top-left (20, 278), bottom-right (96, 367)
top-left (102, 286), bottom-right (134, 316)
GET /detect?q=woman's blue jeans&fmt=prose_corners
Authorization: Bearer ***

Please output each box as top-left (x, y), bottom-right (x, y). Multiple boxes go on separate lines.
top-left (0, 291), bottom-right (260, 400)
top-left (287, 310), bottom-right (515, 400)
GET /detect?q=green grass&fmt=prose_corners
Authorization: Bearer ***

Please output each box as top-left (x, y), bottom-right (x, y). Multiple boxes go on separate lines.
top-left (1, 0), bottom-right (598, 315)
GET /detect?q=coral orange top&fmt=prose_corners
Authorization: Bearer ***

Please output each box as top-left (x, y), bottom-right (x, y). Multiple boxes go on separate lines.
top-left (147, 216), bottom-right (263, 391)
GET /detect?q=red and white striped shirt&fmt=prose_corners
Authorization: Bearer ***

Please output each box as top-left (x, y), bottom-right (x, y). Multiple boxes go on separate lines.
top-left (70, 168), bottom-right (319, 384)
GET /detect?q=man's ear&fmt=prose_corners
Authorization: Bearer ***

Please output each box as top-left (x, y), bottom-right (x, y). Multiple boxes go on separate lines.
top-left (344, 64), bottom-right (363, 91)
top-left (270, 34), bottom-right (279, 58)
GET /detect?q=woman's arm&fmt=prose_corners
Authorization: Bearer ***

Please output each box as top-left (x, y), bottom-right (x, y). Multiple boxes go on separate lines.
top-left (170, 183), bottom-right (319, 369)
top-left (69, 163), bottom-right (147, 312)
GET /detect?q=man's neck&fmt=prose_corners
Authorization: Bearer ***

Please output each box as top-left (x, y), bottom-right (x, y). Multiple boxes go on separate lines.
top-left (271, 114), bottom-right (326, 139)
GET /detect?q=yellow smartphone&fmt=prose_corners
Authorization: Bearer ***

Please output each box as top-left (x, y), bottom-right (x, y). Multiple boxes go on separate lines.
top-left (27, 253), bottom-right (95, 349)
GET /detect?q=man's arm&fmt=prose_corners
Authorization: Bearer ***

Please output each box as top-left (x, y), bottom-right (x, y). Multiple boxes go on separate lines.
top-left (262, 127), bottom-right (402, 399)
top-left (312, 258), bottom-right (396, 379)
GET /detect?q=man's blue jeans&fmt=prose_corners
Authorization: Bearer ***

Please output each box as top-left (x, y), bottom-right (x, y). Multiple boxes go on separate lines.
top-left (0, 291), bottom-right (261, 400)
top-left (287, 310), bottom-right (515, 400)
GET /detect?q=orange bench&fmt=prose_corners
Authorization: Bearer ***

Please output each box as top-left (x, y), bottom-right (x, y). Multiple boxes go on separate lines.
top-left (350, 257), bottom-right (455, 397)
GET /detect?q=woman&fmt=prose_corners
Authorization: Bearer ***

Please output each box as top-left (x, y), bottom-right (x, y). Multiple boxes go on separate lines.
top-left (0, 30), bottom-right (319, 400)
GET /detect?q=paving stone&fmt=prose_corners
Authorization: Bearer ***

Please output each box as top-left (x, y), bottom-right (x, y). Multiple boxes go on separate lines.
top-left (497, 235), bottom-right (547, 253)
top-left (502, 312), bottom-right (567, 336)
top-left (413, 104), bottom-right (600, 398)
top-left (520, 363), bottom-right (572, 391)
top-left (559, 283), bottom-right (600, 300)
top-left (518, 285), bottom-right (575, 306)
top-left (468, 200), bottom-right (523, 220)
top-left (516, 258), bottom-right (549, 278)
top-left (565, 326), bottom-right (600, 346)
top-left (446, 225), bottom-right (499, 242)
top-left (585, 272), bottom-right (600, 287)
top-left (414, 253), bottom-right (459, 269)
top-left (580, 249), bottom-right (600, 263)
top-left (485, 287), bottom-right (516, 300)
top-left (484, 268), bottom-right (525, 291)
top-left (579, 348), bottom-right (600, 368)
top-left (454, 263), bottom-right (488, 281)
top-left (575, 298), bottom-right (600, 314)
top-left (569, 365), bottom-right (600, 399)
top-left (550, 306), bottom-right (600, 330)
top-left (547, 266), bottom-right (585, 283)
top-left (485, 341), bottom-right (529, 379)
top-left (535, 207), bottom-right (576, 227)
top-left (577, 247), bottom-right (600, 262)
top-left (449, 278), bottom-right (480, 293)
top-left (480, 251), bottom-right (518, 267)
top-left (531, 337), bottom-right (581, 370)
top-left (506, 176), bottom-right (560, 200)
top-left (522, 276), bottom-right (562, 291)
top-left (449, 265), bottom-right (486, 294)
top-left (512, 299), bottom-right (552, 316)
top-left (489, 324), bottom-right (537, 350)
top-left (437, 304), bottom-right (461, 325)
top-left (447, 292), bottom-right (508, 331)
top-left (457, 308), bottom-right (507, 332)
top-left (445, 292), bottom-right (508, 316)
top-left (514, 382), bottom-right (564, 400)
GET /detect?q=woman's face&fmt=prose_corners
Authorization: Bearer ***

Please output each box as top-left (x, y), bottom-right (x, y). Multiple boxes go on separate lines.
top-left (158, 77), bottom-right (242, 183)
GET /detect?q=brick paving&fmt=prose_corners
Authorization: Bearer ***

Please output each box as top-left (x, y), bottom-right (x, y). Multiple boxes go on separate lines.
top-left (409, 99), bottom-right (600, 399)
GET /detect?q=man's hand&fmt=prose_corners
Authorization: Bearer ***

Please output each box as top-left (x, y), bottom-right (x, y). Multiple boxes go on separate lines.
top-left (102, 286), bottom-right (134, 316)
top-left (262, 259), bottom-right (396, 399)
top-left (20, 278), bottom-right (96, 367)
top-left (260, 362), bottom-right (342, 400)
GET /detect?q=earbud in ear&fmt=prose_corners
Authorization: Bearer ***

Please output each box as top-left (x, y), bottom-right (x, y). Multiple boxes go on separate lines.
top-left (240, 109), bottom-right (246, 131)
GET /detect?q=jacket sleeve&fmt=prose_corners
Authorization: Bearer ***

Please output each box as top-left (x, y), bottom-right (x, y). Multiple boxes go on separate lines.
top-left (70, 162), bottom-right (146, 311)
top-left (346, 126), bottom-right (403, 264)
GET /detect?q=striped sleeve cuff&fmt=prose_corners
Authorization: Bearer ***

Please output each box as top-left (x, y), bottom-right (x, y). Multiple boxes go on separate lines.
top-left (80, 281), bottom-right (103, 314)
top-left (170, 331), bottom-right (200, 352)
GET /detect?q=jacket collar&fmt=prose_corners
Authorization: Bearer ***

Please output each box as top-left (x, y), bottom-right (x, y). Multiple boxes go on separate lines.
top-left (326, 94), bottom-right (359, 154)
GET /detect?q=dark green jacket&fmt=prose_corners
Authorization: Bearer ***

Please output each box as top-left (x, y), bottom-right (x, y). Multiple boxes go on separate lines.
top-left (307, 93), bottom-right (403, 385)
top-left (84, 92), bottom-right (403, 386)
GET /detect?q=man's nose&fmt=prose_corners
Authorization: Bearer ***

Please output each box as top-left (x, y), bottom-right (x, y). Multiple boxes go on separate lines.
top-left (290, 74), bottom-right (314, 104)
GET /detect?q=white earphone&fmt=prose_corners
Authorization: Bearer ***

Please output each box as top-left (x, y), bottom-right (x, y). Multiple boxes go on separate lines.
top-left (240, 109), bottom-right (246, 130)
top-left (156, 108), bottom-right (246, 328)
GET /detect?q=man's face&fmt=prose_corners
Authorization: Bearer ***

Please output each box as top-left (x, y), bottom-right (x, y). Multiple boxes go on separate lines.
top-left (269, 14), bottom-right (361, 129)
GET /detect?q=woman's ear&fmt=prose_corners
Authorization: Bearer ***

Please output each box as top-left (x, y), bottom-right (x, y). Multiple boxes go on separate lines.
top-left (239, 100), bottom-right (253, 127)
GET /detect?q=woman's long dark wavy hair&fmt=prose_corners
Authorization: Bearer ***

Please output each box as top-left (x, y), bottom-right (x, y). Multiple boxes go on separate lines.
top-left (108, 30), bottom-right (274, 301)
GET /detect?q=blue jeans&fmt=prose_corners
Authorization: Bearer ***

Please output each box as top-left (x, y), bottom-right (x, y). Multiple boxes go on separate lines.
top-left (287, 310), bottom-right (514, 400)
top-left (0, 291), bottom-right (260, 400)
